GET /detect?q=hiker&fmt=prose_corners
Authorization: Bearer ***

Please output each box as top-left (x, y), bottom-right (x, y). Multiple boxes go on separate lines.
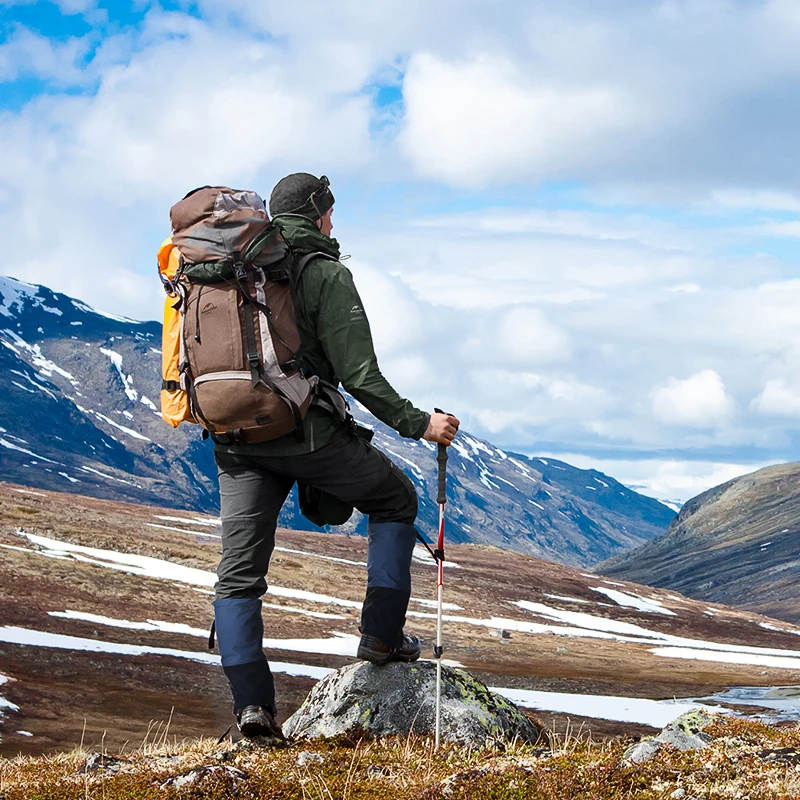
top-left (209, 174), bottom-right (460, 739)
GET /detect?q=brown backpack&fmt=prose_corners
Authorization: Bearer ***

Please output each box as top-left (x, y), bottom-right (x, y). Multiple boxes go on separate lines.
top-left (161, 186), bottom-right (331, 444)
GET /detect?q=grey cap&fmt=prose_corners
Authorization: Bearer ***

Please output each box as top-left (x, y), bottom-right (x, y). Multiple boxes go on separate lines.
top-left (269, 173), bottom-right (335, 220)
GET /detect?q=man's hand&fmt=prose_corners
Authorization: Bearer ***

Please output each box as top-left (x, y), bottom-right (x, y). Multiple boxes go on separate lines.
top-left (423, 412), bottom-right (460, 446)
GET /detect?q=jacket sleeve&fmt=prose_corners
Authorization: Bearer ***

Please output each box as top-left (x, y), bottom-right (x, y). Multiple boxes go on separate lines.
top-left (312, 262), bottom-right (430, 440)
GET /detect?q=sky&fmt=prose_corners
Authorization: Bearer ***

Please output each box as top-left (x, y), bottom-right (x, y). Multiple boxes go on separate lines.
top-left (2, 0), bottom-right (800, 506)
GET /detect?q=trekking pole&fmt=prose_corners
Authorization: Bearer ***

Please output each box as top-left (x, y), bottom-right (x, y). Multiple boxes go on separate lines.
top-left (433, 409), bottom-right (448, 750)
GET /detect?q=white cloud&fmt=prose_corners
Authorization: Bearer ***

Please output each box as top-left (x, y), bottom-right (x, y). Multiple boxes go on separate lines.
top-left (651, 370), bottom-right (734, 429)
top-left (537, 453), bottom-right (772, 507)
top-left (709, 189), bottom-right (800, 212)
top-left (0, 27), bottom-right (90, 84)
top-left (400, 52), bottom-right (636, 187)
top-left (0, 11), bottom-right (374, 320)
top-left (4, 0), bottom-right (800, 478)
top-left (497, 307), bottom-right (571, 366)
top-left (752, 380), bottom-right (800, 418)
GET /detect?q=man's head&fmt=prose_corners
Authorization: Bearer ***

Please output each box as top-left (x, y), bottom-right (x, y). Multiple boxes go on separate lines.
top-left (269, 173), bottom-right (335, 235)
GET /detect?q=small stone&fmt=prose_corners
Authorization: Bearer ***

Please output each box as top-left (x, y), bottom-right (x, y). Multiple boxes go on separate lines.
top-left (296, 751), bottom-right (324, 767)
top-left (160, 765), bottom-right (247, 791)
top-left (367, 764), bottom-right (390, 779)
top-left (671, 790), bottom-right (686, 799)
top-left (74, 752), bottom-right (124, 775)
top-left (623, 739), bottom-right (662, 764)
top-left (556, 646), bottom-right (569, 654)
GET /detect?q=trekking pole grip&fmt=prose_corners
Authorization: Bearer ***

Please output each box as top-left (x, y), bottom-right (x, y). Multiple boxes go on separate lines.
top-left (434, 408), bottom-right (448, 505)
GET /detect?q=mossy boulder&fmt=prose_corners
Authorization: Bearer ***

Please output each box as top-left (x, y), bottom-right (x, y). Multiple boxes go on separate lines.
top-left (624, 709), bottom-right (718, 764)
top-left (282, 661), bottom-right (543, 746)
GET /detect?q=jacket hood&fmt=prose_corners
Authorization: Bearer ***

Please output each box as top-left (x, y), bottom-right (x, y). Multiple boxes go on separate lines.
top-left (273, 214), bottom-right (341, 259)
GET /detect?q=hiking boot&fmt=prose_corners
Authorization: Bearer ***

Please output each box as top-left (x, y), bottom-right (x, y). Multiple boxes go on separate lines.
top-left (357, 633), bottom-right (421, 665)
top-left (236, 705), bottom-right (284, 740)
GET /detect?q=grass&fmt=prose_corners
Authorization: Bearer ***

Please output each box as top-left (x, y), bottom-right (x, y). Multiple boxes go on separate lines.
top-left (3, 717), bottom-right (800, 799)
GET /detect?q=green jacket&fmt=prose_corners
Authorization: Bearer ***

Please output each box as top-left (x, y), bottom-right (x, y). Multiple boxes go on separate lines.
top-left (215, 215), bottom-right (430, 457)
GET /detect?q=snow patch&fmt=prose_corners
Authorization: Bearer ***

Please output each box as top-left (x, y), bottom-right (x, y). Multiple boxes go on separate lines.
top-left (48, 611), bottom-right (359, 657)
top-left (80, 465), bottom-right (141, 487)
top-left (0, 438), bottom-right (59, 464)
top-left (93, 412), bottom-right (151, 442)
top-left (591, 587), bottom-right (677, 616)
top-left (153, 515), bottom-right (220, 527)
top-left (71, 299), bottom-right (142, 325)
top-left (543, 594), bottom-right (591, 605)
top-left (412, 544), bottom-right (461, 568)
top-left (0, 626), bottom-right (332, 680)
top-left (490, 687), bottom-right (725, 728)
top-left (100, 348), bottom-right (139, 402)
top-left (651, 647), bottom-right (800, 670)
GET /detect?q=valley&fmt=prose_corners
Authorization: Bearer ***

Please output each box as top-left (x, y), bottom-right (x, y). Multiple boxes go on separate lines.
top-left (3, 482), bottom-right (800, 757)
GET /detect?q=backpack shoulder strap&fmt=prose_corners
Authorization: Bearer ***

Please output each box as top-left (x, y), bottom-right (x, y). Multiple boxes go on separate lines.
top-left (292, 251), bottom-right (338, 289)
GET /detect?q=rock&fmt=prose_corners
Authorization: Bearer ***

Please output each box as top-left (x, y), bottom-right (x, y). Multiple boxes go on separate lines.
top-left (623, 710), bottom-right (717, 764)
top-left (160, 765), bottom-right (247, 791)
top-left (296, 751), bottom-right (324, 767)
top-left (670, 789), bottom-right (686, 798)
top-left (757, 747), bottom-right (800, 764)
top-left (623, 739), bottom-right (662, 764)
top-left (283, 661), bottom-right (543, 746)
top-left (73, 752), bottom-right (124, 775)
top-left (367, 764), bottom-right (391, 779)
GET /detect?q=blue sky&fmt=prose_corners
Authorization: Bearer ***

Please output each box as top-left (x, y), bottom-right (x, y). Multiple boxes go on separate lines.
top-left (2, 0), bottom-right (800, 504)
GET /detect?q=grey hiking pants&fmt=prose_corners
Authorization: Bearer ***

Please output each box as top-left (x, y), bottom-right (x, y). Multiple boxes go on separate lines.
top-left (212, 428), bottom-right (419, 714)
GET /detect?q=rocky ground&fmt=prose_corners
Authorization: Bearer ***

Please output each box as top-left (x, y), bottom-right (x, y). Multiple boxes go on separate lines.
top-left (4, 482), bottom-right (800, 761)
top-left (4, 713), bottom-right (800, 799)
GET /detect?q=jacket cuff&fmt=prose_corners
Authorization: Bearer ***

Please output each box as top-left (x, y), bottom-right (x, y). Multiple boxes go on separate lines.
top-left (410, 412), bottom-right (431, 441)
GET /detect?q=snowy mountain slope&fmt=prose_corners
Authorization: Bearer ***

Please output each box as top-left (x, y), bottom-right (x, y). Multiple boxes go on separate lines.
top-left (0, 275), bottom-right (674, 566)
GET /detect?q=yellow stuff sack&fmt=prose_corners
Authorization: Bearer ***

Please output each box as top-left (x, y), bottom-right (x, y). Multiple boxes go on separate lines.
top-left (157, 237), bottom-right (196, 428)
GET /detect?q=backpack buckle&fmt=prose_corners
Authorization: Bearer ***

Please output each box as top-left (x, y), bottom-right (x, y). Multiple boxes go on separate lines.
top-left (232, 250), bottom-right (246, 280)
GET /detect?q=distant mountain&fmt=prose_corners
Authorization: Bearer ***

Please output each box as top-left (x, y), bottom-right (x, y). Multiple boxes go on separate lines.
top-left (0, 275), bottom-right (675, 567)
top-left (597, 462), bottom-right (800, 623)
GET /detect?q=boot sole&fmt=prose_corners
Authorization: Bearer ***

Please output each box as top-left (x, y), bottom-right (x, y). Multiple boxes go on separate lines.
top-left (238, 719), bottom-right (284, 739)
top-left (356, 645), bottom-right (421, 665)
top-left (239, 721), bottom-right (276, 738)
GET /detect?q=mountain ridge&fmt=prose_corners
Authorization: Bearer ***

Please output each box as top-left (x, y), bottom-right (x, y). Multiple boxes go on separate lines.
top-left (0, 274), bottom-right (675, 567)
top-left (597, 461), bottom-right (800, 622)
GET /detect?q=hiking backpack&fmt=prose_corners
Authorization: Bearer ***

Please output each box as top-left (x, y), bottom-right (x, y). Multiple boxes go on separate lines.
top-left (157, 186), bottom-right (330, 444)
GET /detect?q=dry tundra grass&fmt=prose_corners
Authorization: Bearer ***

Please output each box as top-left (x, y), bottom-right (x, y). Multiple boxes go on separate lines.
top-left (4, 716), bottom-right (800, 799)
